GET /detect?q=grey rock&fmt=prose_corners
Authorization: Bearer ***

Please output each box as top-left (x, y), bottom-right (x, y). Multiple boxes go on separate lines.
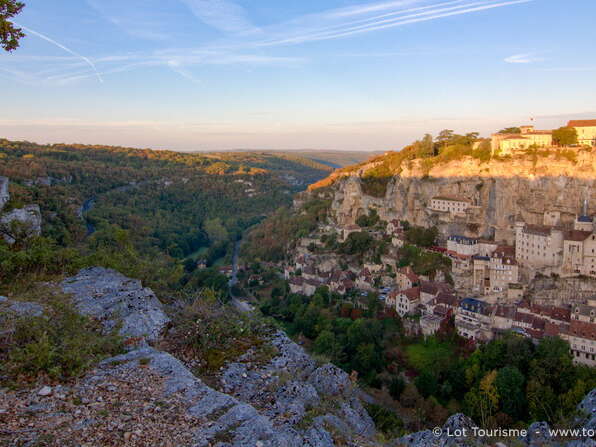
top-left (338, 397), bottom-right (375, 438)
top-left (566, 441), bottom-right (596, 447)
top-left (303, 425), bottom-right (335, 447)
top-left (1, 204), bottom-right (42, 244)
top-left (61, 267), bottom-right (169, 342)
top-left (270, 381), bottom-right (320, 424)
top-left (524, 421), bottom-right (552, 445)
top-left (396, 429), bottom-right (435, 447)
top-left (308, 364), bottom-right (353, 397)
top-left (0, 176), bottom-right (8, 211)
top-left (7, 301), bottom-right (44, 317)
top-left (577, 388), bottom-right (596, 430)
top-left (0, 296), bottom-right (8, 303)
top-left (38, 386), bottom-right (53, 397)
top-left (394, 413), bottom-right (479, 447)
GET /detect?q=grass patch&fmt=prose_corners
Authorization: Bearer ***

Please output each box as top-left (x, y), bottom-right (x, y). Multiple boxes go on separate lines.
top-left (405, 337), bottom-right (455, 372)
top-left (365, 403), bottom-right (404, 438)
top-left (0, 290), bottom-right (124, 385)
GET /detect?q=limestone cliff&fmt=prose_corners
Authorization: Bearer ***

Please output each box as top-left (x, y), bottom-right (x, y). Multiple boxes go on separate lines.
top-left (0, 176), bottom-right (8, 211)
top-left (314, 150), bottom-right (596, 243)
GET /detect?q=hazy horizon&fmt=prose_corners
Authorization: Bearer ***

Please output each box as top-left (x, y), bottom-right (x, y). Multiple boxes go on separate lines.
top-left (2, 0), bottom-right (596, 151)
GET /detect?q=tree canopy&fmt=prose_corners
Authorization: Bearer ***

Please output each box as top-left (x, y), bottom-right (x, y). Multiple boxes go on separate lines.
top-left (552, 126), bottom-right (578, 146)
top-left (0, 0), bottom-right (24, 51)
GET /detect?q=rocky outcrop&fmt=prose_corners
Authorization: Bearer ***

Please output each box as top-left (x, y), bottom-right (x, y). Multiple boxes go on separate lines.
top-left (61, 267), bottom-right (170, 343)
top-left (0, 296), bottom-right (44, 317)
top-left (221, 331), bottom-right (376, 443)
top-left (0, 177), bottom-right (43, 244)
top-left (0, 176), bottom-right (8, 211)
top-left (323, 153), bottom-right (596, 244)
top-left (0, 204), bottom-right (42, 244)
top-left (578, 388), bottom-right (596, 431)
top-left (397, 389), bottom-right (596, 447)
top-left (56, 268), bottom-right (376, 445)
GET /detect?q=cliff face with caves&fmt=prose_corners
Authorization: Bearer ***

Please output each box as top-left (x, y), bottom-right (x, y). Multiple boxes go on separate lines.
top-left (312, 150), bottom-right (596, 244)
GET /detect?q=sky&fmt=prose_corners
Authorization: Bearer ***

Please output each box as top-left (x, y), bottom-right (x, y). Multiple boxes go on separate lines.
top-left (1, 0), bottom-right (596, 151)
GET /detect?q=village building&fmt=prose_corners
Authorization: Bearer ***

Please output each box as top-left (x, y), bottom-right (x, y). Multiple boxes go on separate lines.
top-left (515, 222), bottom-right (564, 269)
top-left (447, 235), bottom-right (479, 256)
top-left (572, 304), bottom-right (596, 324)
top-left (429, 196), bottom-right (471, 216)
top-left (386, 219), bottom-right (404, 234)
top-left (568, 119), bottom-right (596, 147)
top-left (562, 230), bottom-right (596, 277)
top-left (391, 233), bottom-right (407, 248)
top-left (562, 320), bottom-right (596, 367)
top-left (420, 314), bottom-right (444, 336)
top-left (488, 245), bottom-right (519, 293)
top-left (574, 215), bottom-right (594, 232)
top-left (419, 281), bottom-right (452, 305)
top-left (396, 266), bottom-right (420, 290)
top-left (356, 268), bottom-right (376, 291)
top-left (491, 125), bottom-right (553, 154)
top-left (455, 298), bottom-right (492, 341)
top-left (396, 287), bottom-right (421, 317)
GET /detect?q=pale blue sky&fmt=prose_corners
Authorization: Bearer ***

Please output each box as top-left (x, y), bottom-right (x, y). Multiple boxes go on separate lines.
top-left (1, 0), bottom-right (595, 151)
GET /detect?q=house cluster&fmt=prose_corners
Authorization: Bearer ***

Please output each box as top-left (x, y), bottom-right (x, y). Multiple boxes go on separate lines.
top-left (442, 234), bottom-right (520, 297)
top-left (451, 297), bottom-right (596, 367)
top-left (514, 207), bottom-right (596, 278)
top-left (287, 254), bottom-right (356, 296)
top-left (491, 120), bottom-right (596, 154)
top-left (283, 197), bottom-right (596, 367)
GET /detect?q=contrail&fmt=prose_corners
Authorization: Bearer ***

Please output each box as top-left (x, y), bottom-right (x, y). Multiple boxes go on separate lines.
top-left (258, 0), bottom-right (532, 46)
top-left (15, 24), bottom-right (104, 83)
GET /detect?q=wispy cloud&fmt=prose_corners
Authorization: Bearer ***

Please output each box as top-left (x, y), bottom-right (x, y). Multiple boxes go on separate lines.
top-left (7, 0), bottom-right (532, 85)
top-left (504, 52), bottom-right (543, 64)
top-left (14, 24), bottom-right (103, 83)
top-left (181, 0), bottom-right (259, 34)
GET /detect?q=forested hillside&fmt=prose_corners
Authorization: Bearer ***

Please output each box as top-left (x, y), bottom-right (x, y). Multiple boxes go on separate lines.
top-left (0, 139), bottom-right (331, 294)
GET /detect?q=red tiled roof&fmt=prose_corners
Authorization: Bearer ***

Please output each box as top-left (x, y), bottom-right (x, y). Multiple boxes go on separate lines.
top-left (420, 281), bottom-right (438, 295)
top-left (569, 320), bottom-right (596, 341)
top-left (565, 230), bottom-right (592, 242)
top-left (435, 292), bottom-right (458, 307)
top-left (400, 287), bottom-right (420, 302)
top-left (568, 119), bottom-right (596, 128)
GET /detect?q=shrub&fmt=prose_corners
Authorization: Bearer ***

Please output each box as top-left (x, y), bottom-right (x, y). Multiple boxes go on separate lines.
top-left (1, 298), bottom-right (123, 384)
top-left (365, 403), bottom-right (404, 438)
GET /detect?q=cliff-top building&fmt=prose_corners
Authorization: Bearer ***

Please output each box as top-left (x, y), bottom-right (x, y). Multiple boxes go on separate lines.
top-left (568, 120), bottom-right (596, 147)
top-left (491, 125), bottom-right (553, 155)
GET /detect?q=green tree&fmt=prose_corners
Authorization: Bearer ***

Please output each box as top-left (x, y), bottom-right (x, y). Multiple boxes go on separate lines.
top-left (203, 218), bottom-right (229, 243)
top-left (552, 126), bottom-right (578, 146)
top-left (498, 127), bottom-right (521, 134)
top-left (0, 0), bottom-right (24, 51)
top-left (415, 369), bottom-right (439, 398)
top-left (496, 366), bottom-right (526, 420)
top-left (389, 376), bottom-right (406, 400)
top-left (313, 330), bottom-right (339, 358)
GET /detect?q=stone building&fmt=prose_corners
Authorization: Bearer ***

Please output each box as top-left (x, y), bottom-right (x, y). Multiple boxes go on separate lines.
top-left (396, 287), bottom-right (420, 317)
top-left (563, 320), bottom-right (596, 367)
top-left (447, 235), bottom-right (478, 256)
top-left (515, 222), bottom-right (564, 269)
top-left (562, 231), bottom-right (596, 277)
top-left (491, 125), bottom-right (553, 154)
top-left (429, 196), bottom-right (470, 216)
top-left (568, 119), bottom-right (596, 146)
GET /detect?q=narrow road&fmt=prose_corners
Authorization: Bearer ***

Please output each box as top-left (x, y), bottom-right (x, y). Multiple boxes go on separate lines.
top-left (228, 238), bottom-right (255, 314)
